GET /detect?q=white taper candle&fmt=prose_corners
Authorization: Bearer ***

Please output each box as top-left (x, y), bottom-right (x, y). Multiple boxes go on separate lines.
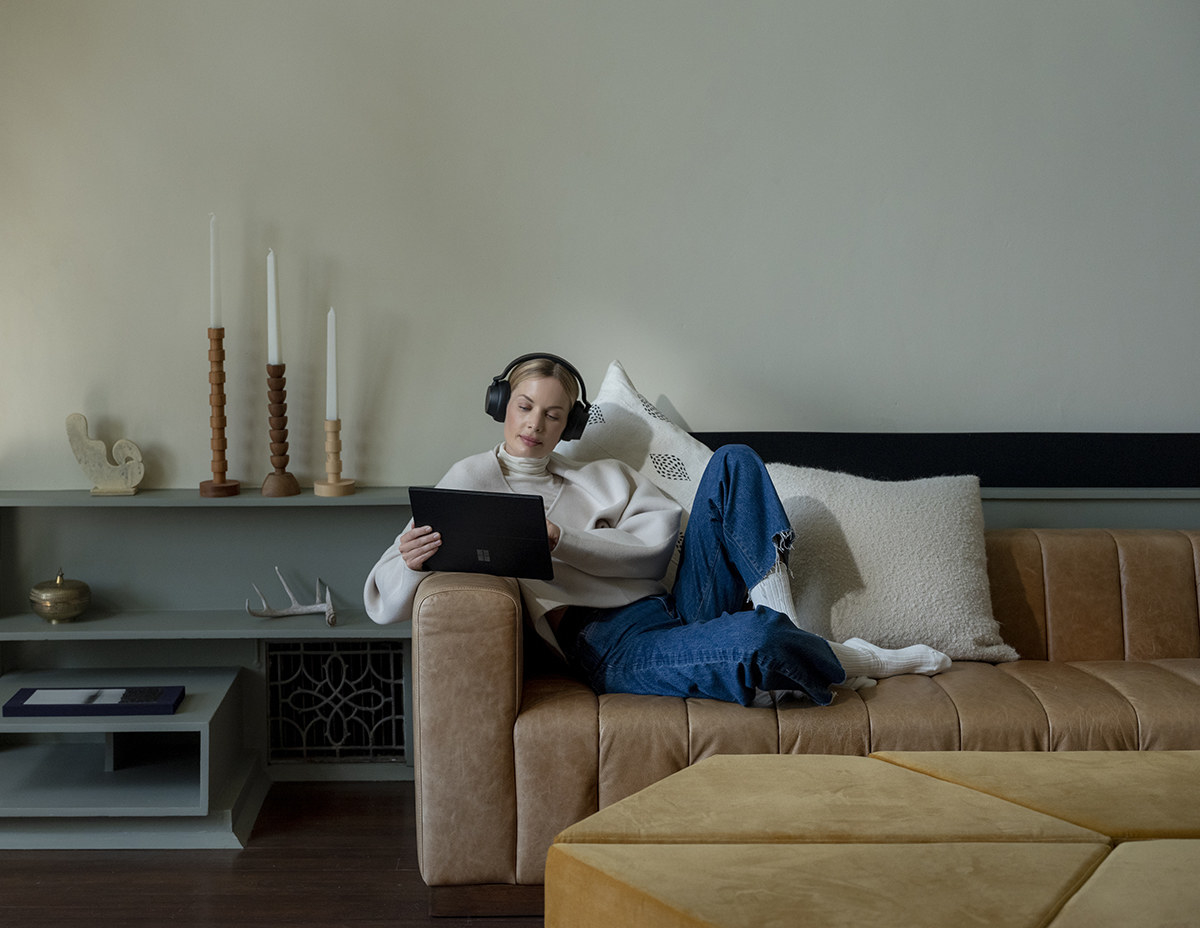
top-left (209, 214), bottom-right (221, 329)
top-left (266, 249), bottom-right (280, 364)
top-left (326, 307), bottom-right (338, 420)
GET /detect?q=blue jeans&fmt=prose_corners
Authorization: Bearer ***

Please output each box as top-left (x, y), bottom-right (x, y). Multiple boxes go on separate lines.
top-left (558, 445), bottom-right (846, 706)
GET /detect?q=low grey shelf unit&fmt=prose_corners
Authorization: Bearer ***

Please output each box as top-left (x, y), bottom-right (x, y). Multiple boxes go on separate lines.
top-left (0, 666), bottom-right (262, 848)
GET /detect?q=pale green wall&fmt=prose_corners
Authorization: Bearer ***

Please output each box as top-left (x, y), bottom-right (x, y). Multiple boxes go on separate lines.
top-left (2, 0), bottom-right (1197, 490)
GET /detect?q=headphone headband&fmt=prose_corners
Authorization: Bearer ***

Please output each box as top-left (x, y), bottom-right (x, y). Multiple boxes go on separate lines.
top-left (492, 352), bottom-right (589, 406)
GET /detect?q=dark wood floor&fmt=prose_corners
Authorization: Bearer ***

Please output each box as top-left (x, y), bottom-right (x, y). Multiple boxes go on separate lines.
top-left (0, 781), bottom-right (544, 928)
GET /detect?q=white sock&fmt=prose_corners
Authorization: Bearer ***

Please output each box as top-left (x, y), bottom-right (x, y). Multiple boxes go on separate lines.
top-left (828, 638), bottom-right (951, 679)
top-left (749, 560), bottom-right (798, 625)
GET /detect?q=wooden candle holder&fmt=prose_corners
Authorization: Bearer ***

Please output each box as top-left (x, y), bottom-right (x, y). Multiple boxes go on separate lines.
top-left (200, 327), bottom-right (241, 498)
top-left (314, 419), bottom-right (356, 497)
top-left (261, 363), bottom-right (301, 497)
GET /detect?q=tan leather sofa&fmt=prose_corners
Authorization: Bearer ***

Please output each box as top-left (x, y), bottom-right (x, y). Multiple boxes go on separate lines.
top-left (411, 528), bottom-right (1200, 916)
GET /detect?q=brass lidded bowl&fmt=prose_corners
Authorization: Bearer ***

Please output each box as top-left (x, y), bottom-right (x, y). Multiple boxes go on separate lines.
top-left (29, 569), bottom-right (90, 623)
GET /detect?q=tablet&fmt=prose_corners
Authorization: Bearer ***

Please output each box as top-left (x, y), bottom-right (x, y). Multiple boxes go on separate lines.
top-left (408, 486), bottom-right (555, 581)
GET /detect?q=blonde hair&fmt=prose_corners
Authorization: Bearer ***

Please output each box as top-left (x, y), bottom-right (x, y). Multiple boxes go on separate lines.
top-left (508, 357), bottom-right (580, 406)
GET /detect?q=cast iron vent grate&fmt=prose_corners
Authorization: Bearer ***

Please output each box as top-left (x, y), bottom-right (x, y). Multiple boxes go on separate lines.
top-left (266, 640), bottom-right (405, 763)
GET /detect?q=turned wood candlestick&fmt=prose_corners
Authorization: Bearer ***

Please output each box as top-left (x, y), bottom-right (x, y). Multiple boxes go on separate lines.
top-left (261, 363), bottom-right (301, 497)
top-left (200, 327), bottom-right (240, 498)
top-left (314, 419), bottom-right (356, 497)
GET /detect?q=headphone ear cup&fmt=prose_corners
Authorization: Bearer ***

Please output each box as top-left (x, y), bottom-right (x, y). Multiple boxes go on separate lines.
top-left (561, 401), bottom-right (589, 441)
top-left (484, 378), bottom-right (510, 423)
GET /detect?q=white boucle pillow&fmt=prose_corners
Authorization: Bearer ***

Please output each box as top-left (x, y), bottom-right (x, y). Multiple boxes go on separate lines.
top-left (767, 463), bottom-right (1018, 662)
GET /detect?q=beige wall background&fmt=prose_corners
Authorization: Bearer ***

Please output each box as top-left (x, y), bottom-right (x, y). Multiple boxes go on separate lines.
top-left (2, 0), bottom-right (1197, 491)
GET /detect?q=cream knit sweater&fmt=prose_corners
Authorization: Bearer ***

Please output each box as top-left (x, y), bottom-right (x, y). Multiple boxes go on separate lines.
top-left (363, 446), bottom-right (682, 654)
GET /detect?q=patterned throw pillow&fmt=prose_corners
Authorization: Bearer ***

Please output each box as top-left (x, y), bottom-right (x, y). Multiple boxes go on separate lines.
top-left (559, 360), bottom-right (714, 511)
top-left (556, 360), bottom-right (714, 584)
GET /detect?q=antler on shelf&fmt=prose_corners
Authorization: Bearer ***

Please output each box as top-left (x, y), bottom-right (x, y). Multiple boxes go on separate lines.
top-left (246, 567), bottom-right (337, 626)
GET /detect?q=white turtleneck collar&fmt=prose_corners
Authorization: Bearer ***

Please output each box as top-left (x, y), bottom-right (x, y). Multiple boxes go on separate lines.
top-left (497, 444), bottom-right (551, 477)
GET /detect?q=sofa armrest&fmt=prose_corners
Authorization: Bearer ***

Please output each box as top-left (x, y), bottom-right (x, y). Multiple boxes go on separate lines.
top-left (411, 572), bottom-right (525, 886)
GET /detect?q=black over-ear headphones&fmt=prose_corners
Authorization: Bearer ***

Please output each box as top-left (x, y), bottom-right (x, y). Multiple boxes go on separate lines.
top-left (485, 353), bottom-right (591, 441)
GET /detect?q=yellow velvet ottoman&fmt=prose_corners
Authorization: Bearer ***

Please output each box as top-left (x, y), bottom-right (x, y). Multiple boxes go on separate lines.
top-left (546, 752), bottom-right (1200, 928)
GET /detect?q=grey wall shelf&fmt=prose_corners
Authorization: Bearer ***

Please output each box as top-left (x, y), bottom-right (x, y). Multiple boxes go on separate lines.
top-left (0, 610), bottom-right (411, 642)
top-left (0, 487), bottom-right (412, 508)
top-left (1, 488), bottom-right (413, 619)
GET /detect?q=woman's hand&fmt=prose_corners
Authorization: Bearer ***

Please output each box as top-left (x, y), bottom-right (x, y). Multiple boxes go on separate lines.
top-left (546, 519), bottom-right (561, 552)
top-left (399, 524), bottom-right (441, 571)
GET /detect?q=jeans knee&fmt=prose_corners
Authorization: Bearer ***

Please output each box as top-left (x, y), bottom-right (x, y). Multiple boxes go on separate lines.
top-left (708, 444), bottom-right (769, 489)
top-left (713, 444), bottom-right (761, 469)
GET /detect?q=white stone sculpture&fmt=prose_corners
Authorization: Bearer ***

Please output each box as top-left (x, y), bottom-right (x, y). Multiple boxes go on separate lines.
top-left (66, 412), bottom-right (145, 495)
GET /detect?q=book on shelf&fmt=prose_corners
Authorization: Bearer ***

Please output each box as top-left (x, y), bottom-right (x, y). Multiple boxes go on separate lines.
top-left (2, 685), bottom-right (185, 717)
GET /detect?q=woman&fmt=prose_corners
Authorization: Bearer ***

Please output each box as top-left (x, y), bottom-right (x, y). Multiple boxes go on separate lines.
top-left (364, 353), bottom-right (949, 706)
